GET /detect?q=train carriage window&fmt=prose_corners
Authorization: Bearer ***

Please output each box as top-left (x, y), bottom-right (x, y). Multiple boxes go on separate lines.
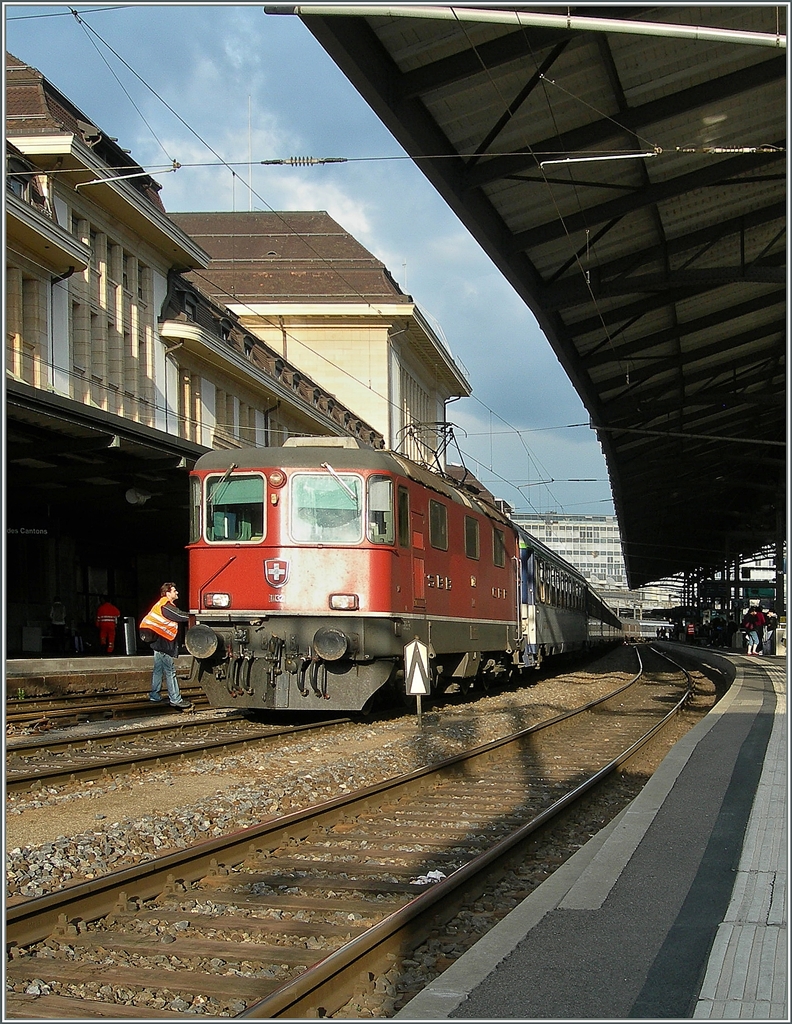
top-left (397, 486), bottom-right (410, 547)
top-left (367, 476), bottom-right (394, 545)
top-left (493, 527), bottom-right (506, 568)
top-left (464, 516), bottom-right (480, 559)
top-left (537, 561), bottom-right (547, 603)
top-left (429, 500), bottom-right (448, 550)
top-left (205, 474), bottom-right (265, 542)
top-left (291, 472), bottom-right (363, 543)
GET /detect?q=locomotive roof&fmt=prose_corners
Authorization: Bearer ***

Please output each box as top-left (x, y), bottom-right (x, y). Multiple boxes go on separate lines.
top-left (193, 443), bottom-right (510, 523)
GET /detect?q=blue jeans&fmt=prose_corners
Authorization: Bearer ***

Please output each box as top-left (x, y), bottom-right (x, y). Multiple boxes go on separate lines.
top-left (150, 650), bottom-right (183, 703)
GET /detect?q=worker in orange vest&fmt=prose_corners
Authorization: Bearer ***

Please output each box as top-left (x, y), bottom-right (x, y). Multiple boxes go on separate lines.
top-left (139, 582), bottom-right (192, 710)
top-left (95, 597), bottom-right (121, 654)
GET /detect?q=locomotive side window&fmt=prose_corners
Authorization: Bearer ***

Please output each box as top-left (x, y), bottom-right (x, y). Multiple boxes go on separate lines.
top-left (367, 476), bottom-right (394, 545)
top-left (205, 474), bottom-right (265, 542)
top-left (429, 500), bottom-right (448, 550)
top-left (291, 472), bottom-right (363, 543)
top-left (493, 527), bottom-right (506, 567)
top-left (397, 486), bottom-right (410, 547)
top-left (465, 516), bottom-right (480, 559)
top-left (189, 476), bottom-right (202, 544)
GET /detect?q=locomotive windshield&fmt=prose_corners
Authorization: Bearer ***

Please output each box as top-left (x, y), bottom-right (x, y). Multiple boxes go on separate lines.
top-left (205, 473), bottom-right (265, 542)
top-left (291, 471), bottom-right (363, 543)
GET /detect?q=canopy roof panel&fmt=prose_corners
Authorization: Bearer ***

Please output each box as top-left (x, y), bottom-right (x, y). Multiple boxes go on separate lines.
top-left (301, 4), bottom-right (787, 587)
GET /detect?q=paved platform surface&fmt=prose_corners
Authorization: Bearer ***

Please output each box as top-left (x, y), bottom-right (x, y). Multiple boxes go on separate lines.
top-left (396, 649), bottom-right (787, 1020)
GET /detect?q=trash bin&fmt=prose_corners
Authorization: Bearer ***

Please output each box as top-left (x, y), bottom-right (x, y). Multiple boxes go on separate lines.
top-left (122, 616), bottom-right (137, 655)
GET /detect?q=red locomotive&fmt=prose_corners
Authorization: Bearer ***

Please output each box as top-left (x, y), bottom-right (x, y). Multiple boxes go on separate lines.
top-left (184, 438), bottom-right (622, 712)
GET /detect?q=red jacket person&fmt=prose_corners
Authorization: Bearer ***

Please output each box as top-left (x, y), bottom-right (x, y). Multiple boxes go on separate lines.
top-left (95, 598), bottom-right (120, 654)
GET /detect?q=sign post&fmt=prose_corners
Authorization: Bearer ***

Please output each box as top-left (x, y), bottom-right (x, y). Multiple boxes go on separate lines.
top-left (404, 638), bottom-right (430, 728)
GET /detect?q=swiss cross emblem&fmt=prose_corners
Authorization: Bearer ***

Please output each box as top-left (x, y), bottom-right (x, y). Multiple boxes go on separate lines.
top-left (264, 559), bottom-right (290, 588)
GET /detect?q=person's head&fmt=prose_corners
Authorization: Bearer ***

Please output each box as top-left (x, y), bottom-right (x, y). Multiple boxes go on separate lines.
top-left (160, 582), bottom-right (179, 601)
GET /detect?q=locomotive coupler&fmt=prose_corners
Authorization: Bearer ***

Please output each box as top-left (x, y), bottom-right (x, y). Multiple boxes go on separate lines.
top-left (296, 657), bottom-right (311, 696)
top-left (262, 635), bottom-right (285, 690)
top-left (309, 657), bottom-right (329, 699)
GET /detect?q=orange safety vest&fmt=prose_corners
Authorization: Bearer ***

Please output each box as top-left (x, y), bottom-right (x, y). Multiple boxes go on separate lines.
top-left (139, 597), bottom-right (179, 641)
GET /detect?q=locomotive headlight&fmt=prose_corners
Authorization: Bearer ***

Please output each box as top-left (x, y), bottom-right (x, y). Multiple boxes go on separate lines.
top-left (329, 593), bottom-right (359, 611)
top-left (203, 592), bottom-right (231, 608)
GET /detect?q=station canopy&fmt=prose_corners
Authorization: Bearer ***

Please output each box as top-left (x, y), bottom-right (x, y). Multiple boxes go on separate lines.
top-left (297, 4), bottom-right (787, 588)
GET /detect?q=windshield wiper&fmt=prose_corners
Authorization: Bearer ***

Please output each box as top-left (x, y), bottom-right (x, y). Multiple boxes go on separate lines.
top-left (209, 462), bottom-right (238, 505)
top-left (320, 462), bottom-right (359, 506)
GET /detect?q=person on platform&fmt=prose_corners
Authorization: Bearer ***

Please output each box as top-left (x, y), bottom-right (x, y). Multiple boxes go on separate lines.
top-left (741, 609), bottom-right (761, 656)
top-left (752, 605), bottom-right (767, 655)
top-left (95, 596), bottom-right (121, 654)
top-left (764, 610), bottom-right (779, 655)
top-left (140, 583), bottom-right (192, 710)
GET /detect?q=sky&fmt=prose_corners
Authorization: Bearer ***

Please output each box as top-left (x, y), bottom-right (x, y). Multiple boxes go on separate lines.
top-left (5, 1), bottom-right (615, 517)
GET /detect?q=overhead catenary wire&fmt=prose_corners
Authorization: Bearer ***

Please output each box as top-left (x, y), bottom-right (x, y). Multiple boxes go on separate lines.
top-left (14, 143), bottom-right (783, 180)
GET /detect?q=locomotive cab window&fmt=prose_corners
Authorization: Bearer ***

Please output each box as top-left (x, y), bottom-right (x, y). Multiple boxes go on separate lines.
top-left (205, 473), bottom-right (265, 542)
top-left (493, 527), bottom-right (506, 567)
top-left (367, 476), bottom-right (394, 545)
top-left (291, 471), bottom-right (363, 543)
top-left (429, 500), bottom-right (448, 550)
top-left (465, 516), bottom-right (480, 559)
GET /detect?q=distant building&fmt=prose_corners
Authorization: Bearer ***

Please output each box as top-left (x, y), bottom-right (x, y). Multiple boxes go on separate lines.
top-left (511, 512), bottom-right (628, 586)
top-left (168, 211), bottom-right (472, 464)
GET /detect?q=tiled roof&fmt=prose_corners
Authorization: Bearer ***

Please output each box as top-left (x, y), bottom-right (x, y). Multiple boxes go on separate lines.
top-left (169, 211), bottom-right (411, 306)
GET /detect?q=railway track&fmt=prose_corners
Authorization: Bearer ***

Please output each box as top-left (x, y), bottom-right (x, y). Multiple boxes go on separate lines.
top-left (6, 647), bottom-right (692, 1019)
top-left (6, 716), bottom-right (352, 794)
